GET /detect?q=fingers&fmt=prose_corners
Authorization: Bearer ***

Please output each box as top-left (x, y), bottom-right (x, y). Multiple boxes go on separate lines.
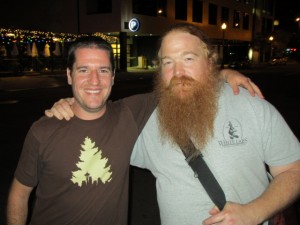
top-left (242, 78), bottom-right (264, 99)
top-left (249, 80), bottom-right (264, 99)
top-left (209, 206), bottom-right (220, 215)
top-left (44, 98), bottom-right (74, 120)
top-left (202, 211), bottom-right (224, 225)
top-left (241, 78), bottom-right (256, 97)
top-left (66, 97), bottom-right (75, 105)
top-left (232, 85), bottom-right (240, 96)
top-left (53, 101), bottom-right (74, 120)
top-left (44, 109), bottom-right (54, 117)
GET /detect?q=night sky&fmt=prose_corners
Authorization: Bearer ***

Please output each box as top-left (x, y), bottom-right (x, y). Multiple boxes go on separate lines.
top-left (275, 0), bottom-right (300, 32)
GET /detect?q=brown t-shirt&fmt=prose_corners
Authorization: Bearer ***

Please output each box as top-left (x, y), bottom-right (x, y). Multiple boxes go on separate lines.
top-left (15, 93), bottom-right (156, 225)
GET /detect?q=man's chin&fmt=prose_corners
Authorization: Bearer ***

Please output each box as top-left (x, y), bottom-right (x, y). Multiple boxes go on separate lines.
top-left (172, 87), bottom-right (192, 99)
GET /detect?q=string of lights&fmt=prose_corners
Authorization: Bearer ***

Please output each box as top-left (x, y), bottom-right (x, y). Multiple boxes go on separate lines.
top-left (0, 28), bottom-right (117, 57)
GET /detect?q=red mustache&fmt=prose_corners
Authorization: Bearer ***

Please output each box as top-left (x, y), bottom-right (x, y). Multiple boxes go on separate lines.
top-left (169, 76), bottom-right (195, 86)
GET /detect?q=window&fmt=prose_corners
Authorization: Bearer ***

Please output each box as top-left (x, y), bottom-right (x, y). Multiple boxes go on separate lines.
top-left (262, 0), bottom-right (274, 16)
top-left (192, 0), bottom-right (203, 23)
top-left (87, 0), bottom-right (112, 14)
top-left (208, 4), bottom-right (217, 25)
top-left (233, 10), bottom-right (240, 28)
top-left (221, 7), bottom-right (229, 22)
top-left (243, 13), bottom-right (249, 30)
top-left (175, 0), bottom-right (187, 20)
top-left (132, 0), bottom-right (167, 17)
top-left (261, 17), bottom-right (273, 34)
top-left (266, 18), bottom-right (273, 33)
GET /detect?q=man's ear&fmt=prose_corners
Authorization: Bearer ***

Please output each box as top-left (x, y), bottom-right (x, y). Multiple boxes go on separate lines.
top-left (67, 68), bottom-right (72, 85)
top-left (112, 70), bottom-right (115, 85)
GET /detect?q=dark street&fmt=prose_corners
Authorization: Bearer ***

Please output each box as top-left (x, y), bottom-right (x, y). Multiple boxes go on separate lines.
top-left (1, 62), bottom-right (300, 224)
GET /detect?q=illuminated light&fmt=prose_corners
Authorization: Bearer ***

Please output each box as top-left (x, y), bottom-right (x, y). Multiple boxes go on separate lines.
top-left (129, 18), bottom-right (140, 32)
top-left (6, 33), bottom-right (15, 37)
top-left (221, 23), bottom-right (227, 30)
top-left (248, 48), bottom-right (253, 60)
top-left (157, 9), bottom-right (163, 14)
top-left (274, 20), bottom-right (279, 26)
top-left (0, 27), bottom-right (115, 45)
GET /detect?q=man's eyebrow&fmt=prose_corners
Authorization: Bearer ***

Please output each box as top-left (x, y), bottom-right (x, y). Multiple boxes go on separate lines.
top-left (75, 65), bottom-right (112, 70)
top-left (75, 65), bottom-right (88, 70)
top-left (99, 66), bottom-right (112, 71)
top-left (181, 51), bottom-right (199, 57)
top-left (160, 56), bottom-right (171, 60)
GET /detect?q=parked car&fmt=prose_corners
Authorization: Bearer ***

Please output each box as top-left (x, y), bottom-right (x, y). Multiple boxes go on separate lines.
top-left (228, 58), bottom-right (252, 69)
top-left (269, 56), bottom-right (288, 65)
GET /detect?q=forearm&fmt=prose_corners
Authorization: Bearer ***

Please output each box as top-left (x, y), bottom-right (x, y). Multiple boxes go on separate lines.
top-left (245, 166), bottom-right (300, 224)
top-left (7, 199), bottom-right (28, 225)
top-left (7, 179), bottom-right (32, 225)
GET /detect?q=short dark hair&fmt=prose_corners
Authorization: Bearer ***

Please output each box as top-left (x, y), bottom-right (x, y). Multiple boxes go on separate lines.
top-left (67, 36), bottom-right (115, 73)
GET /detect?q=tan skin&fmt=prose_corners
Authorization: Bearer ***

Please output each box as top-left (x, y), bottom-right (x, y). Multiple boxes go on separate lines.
top-left (67, 47), bottom-right (115, 120)
top-left (44, 32), bottom-right (300, 225)
top-left (6, 47), bottom-right (115, 225)
top-left (45, 70), bottom-right (264, 120)
top-left (42, 33), bottom-right (299, 225)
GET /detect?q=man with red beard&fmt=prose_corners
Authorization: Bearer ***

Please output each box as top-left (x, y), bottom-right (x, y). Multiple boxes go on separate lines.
top-left (130, 24), bottom-right (300, 225)
top-left (43, 26), bottom-right (271, 224)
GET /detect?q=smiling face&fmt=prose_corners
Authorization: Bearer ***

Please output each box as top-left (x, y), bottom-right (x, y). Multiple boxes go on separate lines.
top-left (159, 30), bottom-right (210, 99)
top-left (67, 47), bottom-right (115, 120)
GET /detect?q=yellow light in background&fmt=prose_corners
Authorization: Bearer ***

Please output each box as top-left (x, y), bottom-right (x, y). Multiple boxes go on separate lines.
top-left (111, 43), bottom-right (120, 54)
top-left (53, 37), bottom-right (61, 42)
top-left (248, 48), bottom-right (253, 60)
top-left (6, 33), bottom-right (15, 37)
top-left (221, 23), bottom-right (227, 30)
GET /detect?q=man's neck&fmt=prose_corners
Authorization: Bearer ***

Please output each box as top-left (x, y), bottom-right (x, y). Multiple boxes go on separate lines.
top-left (73, 104), bottom-right (107, 120)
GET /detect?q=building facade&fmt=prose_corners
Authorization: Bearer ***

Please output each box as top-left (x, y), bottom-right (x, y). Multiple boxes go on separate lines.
top-left (0, 0), bottom-right (275, 71)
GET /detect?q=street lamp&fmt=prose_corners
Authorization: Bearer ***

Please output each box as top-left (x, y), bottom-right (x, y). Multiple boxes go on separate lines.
top-left (296, 18), bottom-right (300, 32)
top-left (221, 23), bottom-right (227, 68)
top-left (269, 36), bottom-right (274, 59)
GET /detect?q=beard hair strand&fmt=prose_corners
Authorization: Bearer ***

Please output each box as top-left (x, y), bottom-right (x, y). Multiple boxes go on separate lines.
top-left (155, 71), bottom-right (222, 156)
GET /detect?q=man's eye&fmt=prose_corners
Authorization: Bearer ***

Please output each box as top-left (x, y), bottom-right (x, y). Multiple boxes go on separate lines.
top-left (100, 69), bottom-right (109, 73)
top-left (162, 61), bottom-right (172, 66)
top-left (98, 69), bottom-right (112, 75)
top-left (185, 57), bottom-right (194, 62)
top-left (78, 69), bottom-right (88, 73)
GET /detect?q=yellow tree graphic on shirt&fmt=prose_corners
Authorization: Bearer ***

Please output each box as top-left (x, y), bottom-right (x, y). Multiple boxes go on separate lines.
top-left (71, 137), bottom-right (112, 187)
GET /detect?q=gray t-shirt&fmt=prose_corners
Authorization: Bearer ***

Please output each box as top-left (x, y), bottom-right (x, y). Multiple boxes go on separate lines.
top-left (131, 84), bottom-right (300, 225)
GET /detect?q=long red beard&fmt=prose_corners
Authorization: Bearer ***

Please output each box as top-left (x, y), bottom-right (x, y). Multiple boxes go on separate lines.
top-left (155, 73), bottom-right (222, 156)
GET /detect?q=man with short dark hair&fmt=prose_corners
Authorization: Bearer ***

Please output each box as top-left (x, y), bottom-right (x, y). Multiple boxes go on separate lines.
top-left (6, 36), bottom-right (156, 225)
top-left (26, 27), bottom-right (266, 225)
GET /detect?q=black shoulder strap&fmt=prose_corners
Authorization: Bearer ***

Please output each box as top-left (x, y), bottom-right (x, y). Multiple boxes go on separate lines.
top-left (180, 141), bottom-right (226, 211)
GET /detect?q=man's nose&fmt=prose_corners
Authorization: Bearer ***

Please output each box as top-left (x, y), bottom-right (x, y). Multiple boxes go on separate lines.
top-left (89, 70), bottom-right (101, 84)
top-left (174, 62), bottom-right (184, 77)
